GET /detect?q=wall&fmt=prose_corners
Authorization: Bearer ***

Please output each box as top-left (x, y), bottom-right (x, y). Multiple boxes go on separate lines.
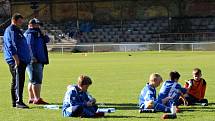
top-left (10, 0), bottom-right (173, 22)
top-left (10, 0), bottom-right (215, 23)
top-left (11, 3), bottom-right (50, 21)
top-left (185, 1), bottom-right (215, 16)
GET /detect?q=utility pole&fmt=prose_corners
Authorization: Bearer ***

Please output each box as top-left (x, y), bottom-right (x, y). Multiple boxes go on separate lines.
top-left (30, 1), bottom-right (39, 18)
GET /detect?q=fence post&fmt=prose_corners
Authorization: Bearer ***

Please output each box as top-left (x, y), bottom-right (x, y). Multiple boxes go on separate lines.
top-left (158, 43), bottom-right (161, 52)
top-left (61, 45), bottom-right (64, 55)
top-left (92, 44), bottom-right (95, 54)
top-left (124, 45), bottom-right (127, 52)
top-left (191, 43), bottom-right (194, 52)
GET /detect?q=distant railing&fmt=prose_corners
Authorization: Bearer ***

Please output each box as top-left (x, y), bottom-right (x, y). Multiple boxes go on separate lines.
top-left (1, 42), bottom-right (215, 54)
top-left (158, 32), bottom-right (215, 42)
top-left (47, 42), bottom-right (215, 54)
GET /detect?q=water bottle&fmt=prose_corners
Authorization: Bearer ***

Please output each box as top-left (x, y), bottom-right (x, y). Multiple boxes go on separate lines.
top-left (108, 108), bottom-right (116, 113)
top-left (139, 109), bottom-right (155, 113)
top-left (43, 105), bottom-right (59, 110)
top-left (97, 108), bottom-right (116, 113)
top-left (171, 102), bottom-right (176, 114)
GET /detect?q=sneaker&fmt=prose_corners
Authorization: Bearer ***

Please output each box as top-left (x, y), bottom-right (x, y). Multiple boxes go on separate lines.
top-left (28, 99), bottom-right (34, 104)
top-left (94, 112), bottom-right (105, 117)
top-left (176, 107), bottom-right (181, 113)
top-left (33, 98), bottom-right (49, 105)
top-left (16, 102), bottom-right (29, 109)
top-left (12, 103), bottom-right (16, 107)
top-left (201, 103), bottom-right (208, 106)
top-left (161, 113), bottom-right (177, 119)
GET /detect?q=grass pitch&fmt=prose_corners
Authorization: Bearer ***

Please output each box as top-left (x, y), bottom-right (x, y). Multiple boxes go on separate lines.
top-left (0, 51), bottom-right (215, 121)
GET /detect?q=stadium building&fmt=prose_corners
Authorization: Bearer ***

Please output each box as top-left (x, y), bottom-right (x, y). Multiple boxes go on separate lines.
top-left (0, 0), bottom-right (215, 51)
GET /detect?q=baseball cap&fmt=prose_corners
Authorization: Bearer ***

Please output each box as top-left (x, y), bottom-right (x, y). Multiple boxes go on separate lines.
top-left (29, 18), bottom-right (43, 26)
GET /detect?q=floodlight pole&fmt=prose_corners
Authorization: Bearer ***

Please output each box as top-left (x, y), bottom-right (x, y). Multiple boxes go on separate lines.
top-left (76, 0), bottom-right (80, 31)
top-left (30, 1), bottom-right (39, 18)
top-left (49, 2), bottom-right (53, 22)
top-left (120, 0), bottom-right (123, 43)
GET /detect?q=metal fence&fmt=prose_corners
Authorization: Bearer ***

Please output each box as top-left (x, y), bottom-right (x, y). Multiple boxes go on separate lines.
top-left (1, 42), bottom-right (215, 54)
top-left (158, 32), bottom-right (215, 42)
top-left (47, 42), bottom-right (215, 54)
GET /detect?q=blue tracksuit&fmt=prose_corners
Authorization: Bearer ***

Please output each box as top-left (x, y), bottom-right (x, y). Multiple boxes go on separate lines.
top-left (139, 83), bottom-right (171, 112)
top-left (24, 28), bottom-right (49, 64)
top-left (158, 80), bottom-right (187, 106)
top-left (62, 85), bottom-right (97, 117)
top-left (3, 24), bottom-right (31, 65)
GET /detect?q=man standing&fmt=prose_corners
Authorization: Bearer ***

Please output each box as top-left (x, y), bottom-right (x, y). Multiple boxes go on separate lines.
top-left (3, 13), bottom-right (31, 108)
top-left (24, 18), bottom-right (49, 104)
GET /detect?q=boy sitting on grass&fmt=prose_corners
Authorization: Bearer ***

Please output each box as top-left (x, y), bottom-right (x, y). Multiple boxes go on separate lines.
top-left (139, 73), bottom-right (171, 112)
top-left (184, 68), bottom-right (208, 106)
top-left (62, 75), bottom-right (104, 117)
top-left (158, 71), bottom-right (187, 111)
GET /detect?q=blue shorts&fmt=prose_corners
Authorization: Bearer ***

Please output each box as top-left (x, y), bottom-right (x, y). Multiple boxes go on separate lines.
top-left (26, 63), bottom-right (43, 85)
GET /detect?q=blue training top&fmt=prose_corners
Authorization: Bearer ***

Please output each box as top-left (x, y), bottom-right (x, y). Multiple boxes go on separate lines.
top-left (24, 28), bottom-right (49, 64)
top-left (62, 85), bottom-right (91, 117)
top-left (139, 83), bottom-right (156, 108)
top-left (139, 83), bottom-right (172, 112)
top-left (158, 80), bottom-right (187, 105)
top-left (3, 24), bottom-right (31, 65)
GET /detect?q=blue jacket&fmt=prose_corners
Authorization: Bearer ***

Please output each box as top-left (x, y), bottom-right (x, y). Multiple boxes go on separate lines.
top-left (139, 83), bottom-right (156, 108)
top-left (62, 85), bottom-right (97, 117)
top-left (139, 83), bottom-right (171, 112)
top-left (3, 24), bottom-right (31, 65)
top-left (24, 28), bottom-right (49, 64)
top-left (158, 80), bottom-right (187, 105)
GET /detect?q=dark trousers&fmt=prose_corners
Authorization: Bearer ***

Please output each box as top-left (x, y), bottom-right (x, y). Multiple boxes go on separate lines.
top-left (71, 105), bottom-right (98, 117)
top-left (9, 62), bottom-right (27, 105)
top-left (185, 94), bottom-right (208, 105)
top-left (71, 106), bottom-right (84, 117)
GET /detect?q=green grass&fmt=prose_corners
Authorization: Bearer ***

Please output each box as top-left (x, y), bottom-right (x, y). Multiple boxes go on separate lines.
top-left (0, 51), bottom-right (215, 121)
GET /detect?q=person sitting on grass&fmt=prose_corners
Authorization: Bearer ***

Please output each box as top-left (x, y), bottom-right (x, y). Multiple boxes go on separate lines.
top-left (184, 68), bottom-right (208, 106)
top-left (158, 71), bottom-right (187, 112)
top-left (139, 73), bottom-right (171, 112)
top-left (62, 75), bottom-right (104, 118)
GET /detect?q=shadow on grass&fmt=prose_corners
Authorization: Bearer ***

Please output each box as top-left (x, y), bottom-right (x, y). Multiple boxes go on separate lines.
top-left (30, 102), bottom-right (215, 112)
top-left (48, 103), bottom-right (63, 105)
top-left (30, 103), bottom-right (138, 110)
top-left (208, 102), bottom-right (215, 106)
top-left (104, 115), bottom-right (155, 119)
top-left (30, 102), bottom-right (63, 109)
top-left (180, 103), bottom-right (215, 112)
top-left (97, 103), bottom-right (139, 110)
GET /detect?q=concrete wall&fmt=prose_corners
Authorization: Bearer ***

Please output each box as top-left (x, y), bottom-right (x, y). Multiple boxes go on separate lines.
top-left (11, 4), bottom-right (50, 22)
top-left (10, 0), bottom-right (215, 23)
top-left (10, 0), bottom-right (174, 22)
top-left (185, 2), bottom-right (215, 16)
top-left (0, 0), bottom-right (11, 17)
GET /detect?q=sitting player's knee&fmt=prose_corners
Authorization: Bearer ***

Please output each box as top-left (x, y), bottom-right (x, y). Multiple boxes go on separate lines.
top-left (145, 100), bottom-right (154, 109)
top-left (72, 106), bottom-right (84, 117)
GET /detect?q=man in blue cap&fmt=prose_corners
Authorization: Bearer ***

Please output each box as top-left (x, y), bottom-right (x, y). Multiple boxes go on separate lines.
top-left (24, 18), bottom-right (49, 105)
top-left (3, 13), bottom-right (31, 108)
